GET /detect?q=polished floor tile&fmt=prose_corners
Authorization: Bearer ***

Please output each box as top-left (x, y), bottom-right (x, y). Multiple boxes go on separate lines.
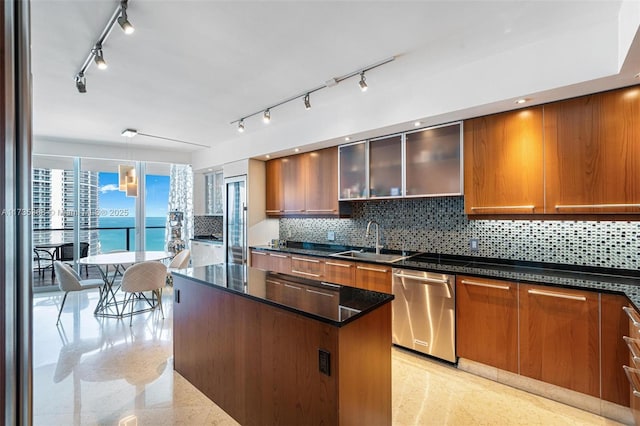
top-left (33, 289), bottom-right (625, 425)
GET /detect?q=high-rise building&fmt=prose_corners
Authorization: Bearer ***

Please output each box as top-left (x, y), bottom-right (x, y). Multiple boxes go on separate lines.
top-left (32, 168), bottom-right (101, 254)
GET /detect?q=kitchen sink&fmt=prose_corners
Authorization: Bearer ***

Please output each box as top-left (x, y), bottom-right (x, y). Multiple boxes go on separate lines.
top-left (330, 250), bottom-right (410, 263)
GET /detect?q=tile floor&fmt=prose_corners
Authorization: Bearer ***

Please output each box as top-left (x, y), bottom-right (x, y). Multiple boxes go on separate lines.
top-left (33, 288), bottom-right (625, 425)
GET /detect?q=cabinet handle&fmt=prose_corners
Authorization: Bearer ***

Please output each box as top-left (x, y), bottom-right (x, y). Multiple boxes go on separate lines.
top-left (461, 279), bottom-right (510, 290)
top-left (252, 251), bottom-right (267, 256)
top-left (292, 257), bottom-right (320, 263)
top-left (555, 203), bottom-right (640, 210)
top-left (394, 273), bottom-right (448, 284)
top-left (624, 366), bottom-right (640, 398)
top-left (527, 288), bottom-right (586, 301)
top-left (624, 337), bottom-right (640, 365)
top-left (291, 270), bottom-right (321, 277)
top-left (470, 205), bottom-right (535, 211)
top-left (306, 209), bottom-right (337, 212)
top-left (266, 210), bottom-right (283, 213)
top-left (284, 209), bottom-right (305, 212)
top-left (306, 289), bottom-right (335, 298)
top-left (357, 266), bottom-right (388, 273)
top-left (269, 253), bottom-right (288, 259)
top-left (325, 262), bottom-right (352, 268)
top-left (320, 282), bottom-right (340, 288)
top-left (623, 307), bottom-right (640, 327)
top-left (284, 283), bottom-right (302, 290)
top-left (265, 279), bottom-right (283, 285)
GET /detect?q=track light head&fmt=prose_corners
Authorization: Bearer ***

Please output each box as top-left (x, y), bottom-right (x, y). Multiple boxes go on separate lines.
top-left (304, 93), bottom-right (311, 110)
top-left (263, 109), bottom-right (271, 124)
top-left (359, 72), bottom-right (368, 92)
top-left (93, 45), bottom-right (107, 70)
top-left (75, 73), bottom-right (87, 93)
top-left (121, 128), bottom-right (138, 138)
top-left (118, 0), bottom-right (134, 34)
top-left (238, 120), bottom-right (245, 133)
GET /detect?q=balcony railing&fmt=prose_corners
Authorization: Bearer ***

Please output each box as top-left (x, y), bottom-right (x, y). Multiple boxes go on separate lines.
top-left (33, 225), bottom-right (167, 253)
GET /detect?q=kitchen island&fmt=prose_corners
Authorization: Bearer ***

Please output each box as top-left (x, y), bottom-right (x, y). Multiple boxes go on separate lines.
top-left (172, 264), bottom-right (393, 426)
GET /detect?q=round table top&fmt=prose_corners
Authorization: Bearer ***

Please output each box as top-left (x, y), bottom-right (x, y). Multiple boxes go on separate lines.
top-left (78, 251), bottom-right (172, 265)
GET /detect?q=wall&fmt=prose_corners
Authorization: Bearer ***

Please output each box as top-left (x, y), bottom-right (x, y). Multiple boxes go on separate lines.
top-left (279, 197), bottom-right (640, 270)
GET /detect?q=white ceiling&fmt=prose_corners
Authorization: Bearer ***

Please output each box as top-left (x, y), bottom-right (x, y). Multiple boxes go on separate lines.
top-left (30, 1), bottom-right (640, 170)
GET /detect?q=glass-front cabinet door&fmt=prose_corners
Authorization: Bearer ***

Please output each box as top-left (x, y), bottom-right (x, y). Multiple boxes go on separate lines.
top-left (369, 134), bottom-right (402, 198)
top-left (339, 141), bottom-right (368, 200)
top-left (405, 122), bottom-right (463, 197)
top-left (205, 170), bottom-right (224, 215)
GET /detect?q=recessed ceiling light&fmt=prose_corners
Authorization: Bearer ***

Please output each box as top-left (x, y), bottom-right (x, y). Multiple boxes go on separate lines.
top-left (515, 98), bottom-right (528, 104)
top-left (265, 154), bottom-right (270, 159)
top-left (344, 137), bottom-right (350, 141)
top-left (294, 148), bottom-right (300, 153)
top-left (207, 168), bottom-right (213, 172)
top-left (121, 128), bottom-right (138, 138)
top-left (414, 121), bottom-right (421, 127)
top-left (635, 72), bottom-right (640, 79)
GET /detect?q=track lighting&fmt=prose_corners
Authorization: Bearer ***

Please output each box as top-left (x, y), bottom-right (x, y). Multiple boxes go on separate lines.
top-left (73, 0), bottom-right (135, 92)
top-left (94, 45), bottom-right (107, 69)
top-left (75, 73), bottom-right (87, 93)
top-left (230, 57), bottom-right (394, 132)
top-left (117, 0), bottom-right (134, 34)
top-left (359, 72), bottom-right (368, 92)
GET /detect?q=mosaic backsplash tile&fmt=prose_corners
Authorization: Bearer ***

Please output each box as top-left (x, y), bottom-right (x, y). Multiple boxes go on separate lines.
top-left (279, 196), bottom-right (640, 270)
top-left (194, 215), bottom-right (223, 237)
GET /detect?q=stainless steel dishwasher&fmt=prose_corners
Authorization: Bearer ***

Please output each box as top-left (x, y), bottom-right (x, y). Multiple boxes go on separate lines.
top-left (392, 268), bottom-right (456, 363)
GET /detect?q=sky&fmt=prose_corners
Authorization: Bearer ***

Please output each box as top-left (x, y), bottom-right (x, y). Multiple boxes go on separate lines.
top-left (99, 172), bottom-right (170, 217)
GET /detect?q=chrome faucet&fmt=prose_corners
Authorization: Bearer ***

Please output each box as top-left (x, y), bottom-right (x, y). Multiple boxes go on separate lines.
top-left (366, 220), bottom-right (383, 254)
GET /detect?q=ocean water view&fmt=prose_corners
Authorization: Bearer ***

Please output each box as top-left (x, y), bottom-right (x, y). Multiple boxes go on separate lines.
top-left (98, 217), bottom-right (167, 252)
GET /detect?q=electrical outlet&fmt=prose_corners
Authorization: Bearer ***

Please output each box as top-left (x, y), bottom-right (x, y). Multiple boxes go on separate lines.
top-left (470, 238), bottom-right (479, 252)
top-left (327, 231), bottom-right (335, 241)
top-left (287, 229), bottom-right (292, 238)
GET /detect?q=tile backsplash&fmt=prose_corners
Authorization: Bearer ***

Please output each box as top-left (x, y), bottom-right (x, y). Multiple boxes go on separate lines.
top-left (279, 197), bottom-right (640, 270)
top-left (194, 215), bottom-right (223, 236)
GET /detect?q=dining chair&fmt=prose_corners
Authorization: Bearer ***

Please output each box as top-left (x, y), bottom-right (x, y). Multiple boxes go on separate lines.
top-left (33, 247), bottom-right (55, 278)
top-left (120, 261), bottom-right (167, 326)
top-left (57, 242), bottom-right (91, 276)
top-left (166, 249), bottom-right (190, 286)
top-left (54, 261), bottom-right (103, 325)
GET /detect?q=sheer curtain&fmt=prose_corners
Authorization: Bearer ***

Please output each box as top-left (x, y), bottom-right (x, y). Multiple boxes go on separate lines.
top-left (166, 164), bottom-right (194, 252)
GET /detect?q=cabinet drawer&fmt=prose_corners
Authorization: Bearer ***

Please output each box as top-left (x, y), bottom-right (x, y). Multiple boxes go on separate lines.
top-left (324, 260), bottom-right (355, 286)
top-left (250, 250), bottom-right (270, 270)
top-left (355, 263), bottom-right (391, 294)
top-left (268, 252), bottom-right (291, 274)
top-left (290, 255), bottom-right (324, 279)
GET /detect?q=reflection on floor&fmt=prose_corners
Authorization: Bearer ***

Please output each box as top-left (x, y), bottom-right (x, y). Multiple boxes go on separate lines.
top-left (34, 289), bottom-right (623, 425)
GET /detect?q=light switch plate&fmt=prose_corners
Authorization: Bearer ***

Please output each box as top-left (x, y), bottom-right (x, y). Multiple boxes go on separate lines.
top-left (327, 231), bottom-right (335, 241)
top-left (470, 238), bottom-right (479, 252)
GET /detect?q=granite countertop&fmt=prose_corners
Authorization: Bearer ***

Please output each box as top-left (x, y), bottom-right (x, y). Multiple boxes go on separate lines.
top-left (173, 264), bottom-right (394, 327)
top-left (251, 242), bottom-right (640, 308)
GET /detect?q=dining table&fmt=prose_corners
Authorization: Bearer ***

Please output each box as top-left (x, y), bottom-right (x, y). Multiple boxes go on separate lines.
top-left (78, 251), bottom-right (172, 318)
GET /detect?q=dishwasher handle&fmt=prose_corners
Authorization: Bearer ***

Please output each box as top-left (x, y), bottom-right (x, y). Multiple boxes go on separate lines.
top-left (393, 272), bottom-right (449, 285)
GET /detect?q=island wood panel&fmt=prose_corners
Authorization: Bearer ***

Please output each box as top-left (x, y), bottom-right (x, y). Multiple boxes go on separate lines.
top-left (519, 284), bottom-right (600, 397)
top-left (338, 302), bottom-right (392, 426)
top-left (455, 276), bottom-right (518, 373)
top-left (281, 154), bottom-right (306, 214)
top-left (323, 259), bottom-right (355, 286)
top-left (265, 159), bottom-right (283, 215)
top-left (306, 147), bottom-right (339, 214)
top-left (464, 107), bottom-right (544, 215)
top-left (544, 86), bottom-right (640, 214)
top-left (600, 293), bottom-right (630, 406)
top-left (355, 263), bottom-right (392, 294)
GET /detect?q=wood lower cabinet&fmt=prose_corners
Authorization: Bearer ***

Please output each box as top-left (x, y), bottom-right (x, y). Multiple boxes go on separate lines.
top-left (355, 263), bottom-right (392, 294)
top-left (519, 284), bottom-right (600, 397)
top-left (456, 276), bottom-right (518, 373)
top-left (250, 250), bottom-right (270, 270)
top-left (250, 249), bottom-right (291, 274)
top-left (464, 107), bottom-right (544, 215)
top-left (544, 86), bottom-right (640, 214)
top-left (324, 259), bottom-right (355, 286)
top-left (626, 306), bottom-right (640, 424)
top-left (290, 255), bottom-right (324, 280)
top-left (600, 294), bottom-right (630, 406)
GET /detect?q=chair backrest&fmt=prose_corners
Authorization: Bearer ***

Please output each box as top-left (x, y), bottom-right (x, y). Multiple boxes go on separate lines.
top-left (57, 243), bottom-right (75, 261)
top-left (54, 261), bottom-right (82, 292)
top-left (121, 261), bottom-right (167, 293)
top-left (169, 249), bottom-right (190, 269)
top-left (79, 242), bottom-right (89, 257)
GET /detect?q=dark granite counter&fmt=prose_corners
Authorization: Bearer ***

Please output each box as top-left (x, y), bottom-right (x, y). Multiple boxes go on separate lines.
top-left (250, 243), bottom-right (640, 308)
top-left (173, 263), bottom-right (394, 327)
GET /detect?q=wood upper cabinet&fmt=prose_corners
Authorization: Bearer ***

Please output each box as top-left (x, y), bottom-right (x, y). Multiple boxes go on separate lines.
top-left (354, 262), bottom-right (392, 294)
top-left (306, 147), bottom-right (338, 214)
top-left (519, 283), bottom-right (600, 397)
top-left (455, 276), bottom-right (518, 373)
top-left (281, 155), bottom-right (306, 214)
top-left (265, 159), bottom-right (283, 215)
top-left (266, 147), bottom-right (339, 217)
top-left (464, 107), bottom-right (544, 215)
top-left (544, 86), bottom-right (640, 214)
